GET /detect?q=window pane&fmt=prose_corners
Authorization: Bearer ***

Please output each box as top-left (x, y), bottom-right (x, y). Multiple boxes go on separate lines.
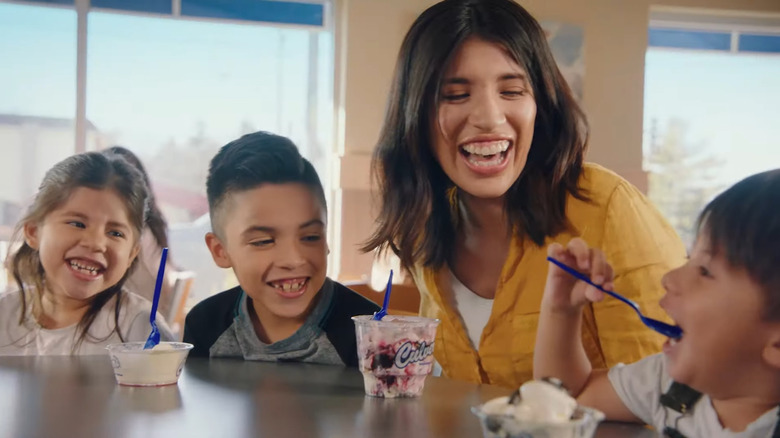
top-left (86, 12), bottom-right (334, 301)
top-left (181, 0), bottom-right (324, 26)
top-left (0, 3), bottom-right (76, 243)
top-left (643, 48), bottom-right (780, 244)
top-left (13, 0), bottom-right (74, 5)
top-left (739, 33), bottom-right (780, 54)
top-left (91, 0), bottom-right (172, 15)
top-left (648, 28), bottom-right (731, 51)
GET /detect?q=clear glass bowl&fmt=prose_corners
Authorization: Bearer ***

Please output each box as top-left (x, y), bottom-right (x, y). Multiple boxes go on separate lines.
top-left (106, 342), bottom-right (193, 386)
top-left (471, 400), bottom-right (605, 438)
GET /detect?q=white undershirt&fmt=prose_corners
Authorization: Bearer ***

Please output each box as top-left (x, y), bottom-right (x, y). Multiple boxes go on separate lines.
top-left (450, 270), bottom-right (494, 350)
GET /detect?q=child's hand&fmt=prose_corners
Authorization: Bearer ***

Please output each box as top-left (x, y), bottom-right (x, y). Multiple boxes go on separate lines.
top-left (543, 238), bottom-right (614, 314)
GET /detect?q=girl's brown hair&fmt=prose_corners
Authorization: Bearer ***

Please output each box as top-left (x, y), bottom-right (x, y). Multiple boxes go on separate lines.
top-left (9, 152), bottom-right (149, 352)
top-left (103, 146), bottom-right (169, 249)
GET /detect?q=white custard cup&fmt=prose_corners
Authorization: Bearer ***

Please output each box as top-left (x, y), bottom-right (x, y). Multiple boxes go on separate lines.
top-left (106, 342), bottom-right (193, 386)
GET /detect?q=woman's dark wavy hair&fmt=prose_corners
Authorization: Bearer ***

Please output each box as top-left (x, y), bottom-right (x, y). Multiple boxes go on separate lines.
top-left (363, 0), bottom-right (589, 269)
top-left (103, 146), bottom-right (169, 249)
top-left (696, 169), bottom-right (780, 321)
top-left (9, 152), bottom-right (149, 352)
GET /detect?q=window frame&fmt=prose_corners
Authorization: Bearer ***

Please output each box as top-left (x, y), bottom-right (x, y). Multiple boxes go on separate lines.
top-left (649, 7), bottom-right (780, 55)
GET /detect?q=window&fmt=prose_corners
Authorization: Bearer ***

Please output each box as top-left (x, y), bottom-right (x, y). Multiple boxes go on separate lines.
top-left (643, 9), bottom-right (780, 245)
top-left (0, 1), bottom-right (334, 301)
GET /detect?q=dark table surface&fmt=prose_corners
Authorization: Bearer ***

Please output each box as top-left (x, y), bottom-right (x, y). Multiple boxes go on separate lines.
top-left (0, 355), bottom-right (657, 438)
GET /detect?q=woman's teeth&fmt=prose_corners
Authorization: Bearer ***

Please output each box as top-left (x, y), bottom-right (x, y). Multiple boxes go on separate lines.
top-left (468, 154), bottom-right (505, 166)
top-left (461, 140), bottom-right (510, 156)
top-left (461, 140), bottom-right (510, 166)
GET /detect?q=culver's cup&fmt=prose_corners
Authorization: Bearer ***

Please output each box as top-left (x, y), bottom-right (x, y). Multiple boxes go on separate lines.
top-left (352, 315), bottom-right (440, 398)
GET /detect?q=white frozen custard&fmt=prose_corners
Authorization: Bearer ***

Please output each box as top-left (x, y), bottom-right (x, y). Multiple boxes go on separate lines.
top-left (473, 379), bottom-right (604, 438)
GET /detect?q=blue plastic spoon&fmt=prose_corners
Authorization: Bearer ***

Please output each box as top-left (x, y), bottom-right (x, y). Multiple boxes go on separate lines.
top-left (143, 247), bottom-right (169, 349)
top-left (547, 256), bottom-right (682, 339)
top-left (373, 269), bottom-right (394, 321)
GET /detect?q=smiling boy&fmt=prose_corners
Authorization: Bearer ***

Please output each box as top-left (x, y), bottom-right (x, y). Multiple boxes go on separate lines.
top-left (183, 132), bottom-right (379, 366)
top-left (533, 170), bottom-right (780, 436)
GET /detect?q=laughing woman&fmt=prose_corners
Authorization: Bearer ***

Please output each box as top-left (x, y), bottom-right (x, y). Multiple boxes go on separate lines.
top-left (363, 0), bottom-right (686, 388)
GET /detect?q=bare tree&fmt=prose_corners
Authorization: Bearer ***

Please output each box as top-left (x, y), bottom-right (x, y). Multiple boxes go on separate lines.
top-left (645, 118), bottom-right (725, 246)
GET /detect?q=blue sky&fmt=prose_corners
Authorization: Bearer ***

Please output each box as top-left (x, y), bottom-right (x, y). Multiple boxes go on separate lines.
top-left (644, 48), bottom-right (780, 184)
top-left (0, 4), bottom-right (76, 119)
top-left (0, 2), bottom-right (332, 159)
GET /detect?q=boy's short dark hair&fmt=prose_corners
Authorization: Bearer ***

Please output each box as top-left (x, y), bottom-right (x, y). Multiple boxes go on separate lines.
top-left (697, 169), bottom-right (780, 320)
top-left (206, 131), bottom-right (327, 237)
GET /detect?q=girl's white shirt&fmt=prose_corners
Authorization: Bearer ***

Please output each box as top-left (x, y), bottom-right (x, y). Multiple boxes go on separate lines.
top-left (0, 289), bottom-right (173, 355)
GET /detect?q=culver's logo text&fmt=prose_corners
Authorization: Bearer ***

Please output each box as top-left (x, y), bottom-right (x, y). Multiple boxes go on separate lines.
top-left (394, 341), bottom-right (435, 368)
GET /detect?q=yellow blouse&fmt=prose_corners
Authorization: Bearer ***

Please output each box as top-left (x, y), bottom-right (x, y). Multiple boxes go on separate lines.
top-left (410, 163), bottom-right (686, 388)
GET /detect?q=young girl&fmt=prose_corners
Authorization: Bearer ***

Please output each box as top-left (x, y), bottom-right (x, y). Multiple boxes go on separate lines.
top-left (535, 169), bottom-right (780, 436)
top-left (0, 152), bottom-right (173, 355)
